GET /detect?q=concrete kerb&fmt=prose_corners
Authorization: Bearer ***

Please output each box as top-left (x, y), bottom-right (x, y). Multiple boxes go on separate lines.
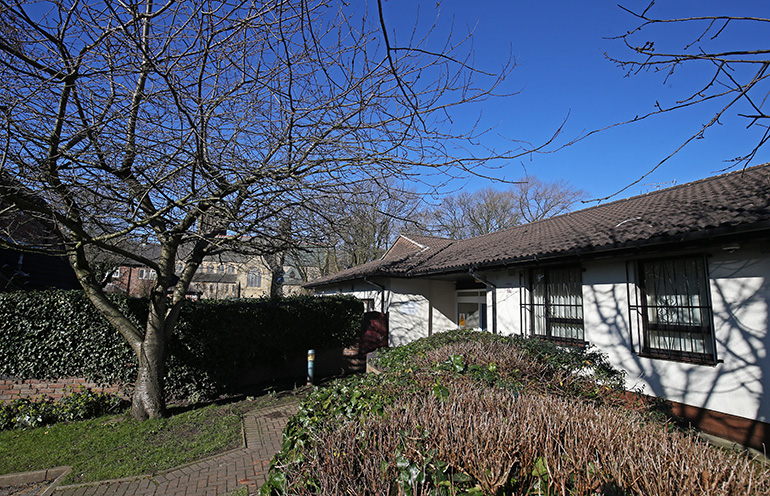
top-left (0, 466), bottom-right (71, 495)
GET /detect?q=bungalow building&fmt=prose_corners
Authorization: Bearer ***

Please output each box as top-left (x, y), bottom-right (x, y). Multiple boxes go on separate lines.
top-left (306, 163), bottom-right (770, 450)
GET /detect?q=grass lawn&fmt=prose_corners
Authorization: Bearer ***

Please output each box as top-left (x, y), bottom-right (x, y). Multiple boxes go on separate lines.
top-left (0, 390), bottom-right (304, 485)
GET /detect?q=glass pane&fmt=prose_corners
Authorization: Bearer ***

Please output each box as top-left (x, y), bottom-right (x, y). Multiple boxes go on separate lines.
top-left (642, 257), bottom-right (712, 356)
top-left (551, 322), bottom-right (583, 340)
top-left (531, 267), bottom-right (584, 340)
top-left (458, 302), bottom-right (480, 329)
top-left (645, 258), bottom-right (707, 327)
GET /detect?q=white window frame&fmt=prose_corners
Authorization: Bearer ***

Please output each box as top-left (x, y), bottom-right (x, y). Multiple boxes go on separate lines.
top-left (456, 290), bottom-right (486, 331)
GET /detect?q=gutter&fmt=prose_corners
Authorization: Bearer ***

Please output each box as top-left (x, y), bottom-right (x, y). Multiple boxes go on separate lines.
top-left (363, 276), bottom-right (387, 313)
top-left (469, 268), bottom-right (497, 335)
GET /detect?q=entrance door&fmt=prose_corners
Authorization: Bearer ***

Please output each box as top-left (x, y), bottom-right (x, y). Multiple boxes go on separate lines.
top-left (456, 290), bottom-right (487, 332)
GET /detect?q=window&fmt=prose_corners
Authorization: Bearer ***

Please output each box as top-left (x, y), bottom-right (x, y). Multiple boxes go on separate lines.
top-left (247, 271), bottom-right (261, 288)
top-left (635, 256), bottom-right (715, 363)
top-left (138, 268), bottom-right (156, 280)
top-left (111, 267), bottom-right (121, 278)
top-left (528, 267), bottom-right (584, 343)
top-left (361, 298), bottom-right (376, 312)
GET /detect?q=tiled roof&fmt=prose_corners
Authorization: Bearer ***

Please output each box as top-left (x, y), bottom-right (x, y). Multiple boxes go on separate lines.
top-left (306, 163), bottom-right (770, 287)
top-left (381, 234), bottom-right (453, 261)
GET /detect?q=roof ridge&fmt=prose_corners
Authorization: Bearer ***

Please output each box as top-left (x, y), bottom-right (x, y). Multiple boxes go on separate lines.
top-left (397, 234), bottom-right (428, 251)
top-left (450, 162), bottom-right (770, 245)
top-left (403, 237), bottom-right (458, 274)
top-left (405, 232), bottom-right (454, 242)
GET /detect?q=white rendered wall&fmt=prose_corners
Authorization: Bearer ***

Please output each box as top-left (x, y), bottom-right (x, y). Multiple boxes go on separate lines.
top-left (707, 246), bottom-right (770, 422)
top-left (429, 280), bottom-right (457, 336)
top-left (315, 278), bottom-right (456, 347)
top-left (484, 271), bottom-right (524, 336)
top-left (388, 278), bottom-right (456, 346)
top-left (314, 281), bottom-right (389, 312)
top-left (582, 246), bottom-right (770, 423)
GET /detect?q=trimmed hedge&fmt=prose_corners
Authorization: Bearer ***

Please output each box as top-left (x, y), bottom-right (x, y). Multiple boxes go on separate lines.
top-left (167, 295), bottom-right (364, 400)
top-left (0, 291), bottom-right (363, 401)
top-left (262, 331), bottom-right (770, 496)
top-left (0, 291), bottom-right (141, 387)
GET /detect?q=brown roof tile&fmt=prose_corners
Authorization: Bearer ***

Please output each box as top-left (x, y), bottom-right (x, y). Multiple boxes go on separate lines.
top-left (307, 164), bottom-right (770, 287)
top-left (381, 234), bottom-right (454, 261)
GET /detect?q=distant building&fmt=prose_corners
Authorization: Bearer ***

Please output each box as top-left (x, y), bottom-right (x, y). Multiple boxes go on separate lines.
top-left (105, 243), bottom-right (328, 300)
top-left (0, 179), bottom-right (79, 292)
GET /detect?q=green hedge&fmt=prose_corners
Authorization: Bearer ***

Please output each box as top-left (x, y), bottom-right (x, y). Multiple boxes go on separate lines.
top-left (0, 291), bottom-right (363, 401)
top-left (0, 291), bottom-right (141, 387)
top-left (166, 295), bottom-right (364, 400)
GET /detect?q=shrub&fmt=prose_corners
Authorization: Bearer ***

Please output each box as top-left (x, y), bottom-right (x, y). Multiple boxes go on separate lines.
top-left (376, 330), bottom-right (627, 405)
top-left (275, 390), bottom-right (770, 496)
top-left (0, 388), bottom-right (127, 431)
top-left (263, 330), bottom-right (770, 496)
top-left (0, 291), bottom-right (142, 388)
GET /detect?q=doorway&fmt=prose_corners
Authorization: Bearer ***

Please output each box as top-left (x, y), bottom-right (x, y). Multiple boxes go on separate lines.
top-left (456, 290), bottom-right (487, 332)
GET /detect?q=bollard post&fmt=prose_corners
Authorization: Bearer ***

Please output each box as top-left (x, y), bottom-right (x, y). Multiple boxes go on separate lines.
top-left (307, 349), bottom-right (315, 385)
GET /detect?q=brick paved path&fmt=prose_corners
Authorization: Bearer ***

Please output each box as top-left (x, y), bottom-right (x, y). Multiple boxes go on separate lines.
top-left (54, 402), bottom-right (298, 496)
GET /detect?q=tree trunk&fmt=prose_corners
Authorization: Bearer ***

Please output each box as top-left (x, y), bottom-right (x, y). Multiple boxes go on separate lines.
top-left (130, 295), bottom-right (170, 421)
top-left (266, 251), bottom-right (285, 298)
top-left (131, 332), bottom-right (166, 420)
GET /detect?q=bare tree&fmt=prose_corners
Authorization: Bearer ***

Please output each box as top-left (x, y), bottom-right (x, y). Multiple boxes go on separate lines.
top-left (425, 177), bottom-right (584, 239)
top-left (0, 0), bottom-right (553, 419)
top-left (424, 187), bottom-right (521, 239)
top-left (517, 177), bottom-right (584, 223)
top-left (601, 3), bottom-right (770, 196)
top-left (311, 177), bottom-right (422, 269)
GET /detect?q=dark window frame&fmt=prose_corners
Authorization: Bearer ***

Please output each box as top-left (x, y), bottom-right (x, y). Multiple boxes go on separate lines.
top-left (633, 255), bottom-right (717, 365)
top-left (526, 266), bottom-right (585, 345)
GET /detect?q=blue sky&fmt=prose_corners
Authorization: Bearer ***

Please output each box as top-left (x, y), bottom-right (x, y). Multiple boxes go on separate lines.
top-left (378, 0), bottom-right (770, 202)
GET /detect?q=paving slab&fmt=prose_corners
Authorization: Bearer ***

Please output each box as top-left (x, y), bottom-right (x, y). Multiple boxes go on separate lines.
top-left (52, 402), bottom-right (299, 496)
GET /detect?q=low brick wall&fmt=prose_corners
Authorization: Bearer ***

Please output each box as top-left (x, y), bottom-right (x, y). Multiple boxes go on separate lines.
top-left (0, 377), bottom-right (123, 403)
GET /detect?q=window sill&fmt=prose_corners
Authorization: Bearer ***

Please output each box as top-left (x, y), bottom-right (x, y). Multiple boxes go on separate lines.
top-left (637, 351), bottom-right (719, 367)
top-left (535, 336), bottom-right (588, 349)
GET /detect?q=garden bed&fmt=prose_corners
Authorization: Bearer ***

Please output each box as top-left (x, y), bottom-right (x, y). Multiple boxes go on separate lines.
top-left (261, 330), bottom-right (770, 495)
